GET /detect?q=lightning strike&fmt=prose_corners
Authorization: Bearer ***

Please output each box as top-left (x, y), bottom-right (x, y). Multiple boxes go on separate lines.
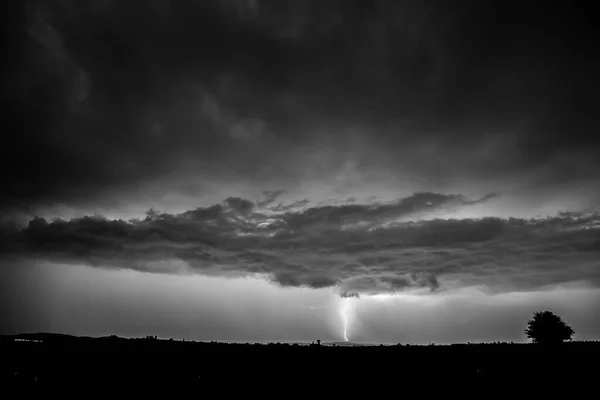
top-left (343, 311), bottom-right (349, 342)
top-left (340, 298), bottom-right (354, 342)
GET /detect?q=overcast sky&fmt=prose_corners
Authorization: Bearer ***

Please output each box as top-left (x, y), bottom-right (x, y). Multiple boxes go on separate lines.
top-left (1, 0), bottom-right (599, 343)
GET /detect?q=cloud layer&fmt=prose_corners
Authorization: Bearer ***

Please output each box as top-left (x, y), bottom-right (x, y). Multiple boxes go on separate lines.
top-left (3, 0), bottom-right (599, 218)
top-left (2, 192), bottom-right (598, 296)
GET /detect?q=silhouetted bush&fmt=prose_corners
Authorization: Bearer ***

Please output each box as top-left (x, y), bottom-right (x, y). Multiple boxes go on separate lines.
top-left (525, 311), bottom-right (574, 344)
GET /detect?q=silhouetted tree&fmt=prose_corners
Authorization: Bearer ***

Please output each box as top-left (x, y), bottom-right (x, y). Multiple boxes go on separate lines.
top-left (525, 311), bottom-right (574, 344)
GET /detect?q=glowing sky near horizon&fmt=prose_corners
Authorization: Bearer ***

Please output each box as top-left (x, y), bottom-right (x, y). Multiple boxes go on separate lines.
top-left (2, 261), bottom-right (600, 343)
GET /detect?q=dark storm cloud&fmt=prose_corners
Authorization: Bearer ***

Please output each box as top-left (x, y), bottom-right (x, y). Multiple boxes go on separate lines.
top-left (224, 197), bottom-right (255, 216)
top-left (1, 192), bottom-right (599, 295)
top-left (282, 192), bottom-right (499, 231)
top-left (341, 273), bottom-right (439, 296)
top-left (3, 0), bottom-right (599, 214)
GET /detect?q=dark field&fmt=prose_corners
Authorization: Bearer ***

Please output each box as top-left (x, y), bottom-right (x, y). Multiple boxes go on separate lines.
top-left (2, 333), bottom-right (599, 395)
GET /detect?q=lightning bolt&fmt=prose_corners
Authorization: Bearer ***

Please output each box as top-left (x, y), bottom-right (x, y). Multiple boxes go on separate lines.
top-left (341, 298), bottom-right (352, 342)
top-left (343, 310), bottom-right (349, 342)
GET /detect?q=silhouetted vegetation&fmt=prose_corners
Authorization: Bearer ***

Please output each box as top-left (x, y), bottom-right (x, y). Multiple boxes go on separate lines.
top-left (525, 311), bottom-right (574, 344)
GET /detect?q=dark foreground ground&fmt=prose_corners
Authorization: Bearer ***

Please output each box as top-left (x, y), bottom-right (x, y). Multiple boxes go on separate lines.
top-left (2, 333), bottom-right (599, 396)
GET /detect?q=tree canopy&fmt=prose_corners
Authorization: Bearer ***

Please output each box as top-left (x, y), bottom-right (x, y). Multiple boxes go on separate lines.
top-left (525, 311), bottom-right (574, 344)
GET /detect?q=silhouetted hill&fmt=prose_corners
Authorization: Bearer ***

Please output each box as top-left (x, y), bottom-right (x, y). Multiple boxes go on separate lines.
top-left (12, 332), bottom-right (79, 341)
top-left (1, 333), bottom-right (599, 395)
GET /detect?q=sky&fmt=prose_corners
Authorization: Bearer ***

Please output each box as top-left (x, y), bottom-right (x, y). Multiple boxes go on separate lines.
top-left (1, 0), bottom-right (599, 344)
